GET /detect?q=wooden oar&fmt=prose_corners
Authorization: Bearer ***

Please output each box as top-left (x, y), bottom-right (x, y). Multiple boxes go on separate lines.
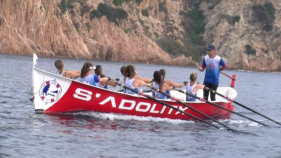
top-left (204, 87), bottom-right (281, 126)
top-left (220, 71), bottom-right (236, 88)
top-left (220, 71), bottom-right (235, 80)
top-left (149, 87), bottom-right (247, 133)
top-left (112, 81), bottom-right (223, 130)
top-left (173, 88), bottom-right (268, 126)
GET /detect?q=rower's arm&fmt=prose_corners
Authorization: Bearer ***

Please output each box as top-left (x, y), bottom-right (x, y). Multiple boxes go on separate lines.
top-left (66, 70), bottom-right (81, 78)
top-left (136, 75), bottom-right (153, 83)
top-left (106, 80), bottom-right (117, 87)
top-left (193, 84), bottom-right (205, 93)
top-left (100, 78), bottom-right (109, 85)
top-left (166, 85), bottom-right (174, 91)
top-left (135, 79), bottom-right (151, 87)
top-left (165, 80), bottom-right (184, 88)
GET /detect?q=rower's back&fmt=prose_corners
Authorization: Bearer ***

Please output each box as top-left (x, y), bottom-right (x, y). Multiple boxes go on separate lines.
top-left (124, 77), bottom-right (138, 94)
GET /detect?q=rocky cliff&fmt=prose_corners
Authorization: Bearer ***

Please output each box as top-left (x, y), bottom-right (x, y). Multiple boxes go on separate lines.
top-left (0, 0), bottom-right (280, 71)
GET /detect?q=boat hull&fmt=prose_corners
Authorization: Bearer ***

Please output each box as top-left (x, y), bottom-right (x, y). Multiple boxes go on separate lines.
top-left (32, 68), bottom-right (234, 120)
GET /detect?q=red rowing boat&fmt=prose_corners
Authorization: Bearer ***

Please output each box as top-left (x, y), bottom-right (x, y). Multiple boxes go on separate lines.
top-left (31, 54), bottom-right (237, 120)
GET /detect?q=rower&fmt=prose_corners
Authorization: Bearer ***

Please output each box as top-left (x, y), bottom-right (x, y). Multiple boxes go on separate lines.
top-left (94, 65), bottom-right (116, 89)
top-left (54, 60), bottom-right (80, 78)
top-left (157, 69), bottom-right (186, 98)
top-left (120, 65), bottom-right (152, 92)
top-left (186, 72), bottom-right (205, 101)
top-left (79, 62), bottom-right (110, 86)
top-left (79, 62), bottom-right (95, 84)
top-left (124, 65), bottom-right (151, 94)
top-left (152, 70), bottom-right (186, 100)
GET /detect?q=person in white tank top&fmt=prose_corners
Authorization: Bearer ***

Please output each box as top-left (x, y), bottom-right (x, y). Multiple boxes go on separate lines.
top-left (123, 65), bottom-right (151, 95)
top-left (151, 81), bottom-right (160, 98)
top-left (55, 60), bottom-right (80, 78)
top-left (120, 65), bottom-right (153, 93)
top-left (186, 72), bottom-right (205, 101)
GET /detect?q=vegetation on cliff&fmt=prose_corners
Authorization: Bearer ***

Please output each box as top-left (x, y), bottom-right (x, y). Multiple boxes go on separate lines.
top-left (90, 3), bottom-right (128, 25)
top-left (164, 0), bottom-right (206, 62)
top-left (252, 2), bottom-right (276, 31)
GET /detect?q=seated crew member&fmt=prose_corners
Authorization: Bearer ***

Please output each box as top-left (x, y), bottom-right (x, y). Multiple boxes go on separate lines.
top-left (157, 69), bottom-right (186, 98)
top-left (120, 65), bottom-right (152, 92)
top-left (94, 65), bottom-right (116, 89)
top-left (124, 65), bottom-right (151, 94)
top-left (120, 65), bottom-right (153, 83)
top-left (152, 71), bottom-right (186, 100)
top-left (79, 62), bottom-right (110, 86)
top-left (186, 72), bottom-right (205, 101)
top-left (79, 62), bottom-right (95, 84)
top-left (54, 60), bottom-right (80, 78)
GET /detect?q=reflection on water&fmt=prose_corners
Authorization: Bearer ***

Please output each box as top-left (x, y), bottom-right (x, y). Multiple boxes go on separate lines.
top-left (1, 54), bottom-right (281, 158)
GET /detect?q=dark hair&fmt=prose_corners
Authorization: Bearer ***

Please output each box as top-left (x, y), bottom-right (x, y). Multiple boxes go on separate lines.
top-left (153, 71), bottom-right (162, 84)
top-left (55, 60), bottom-right (64, 70)
top-left (124, 65), bottom-right (136, 78)
top-left (120, 66), bottom-right (126, 76)
top-left (95, 65), bottom-right (102, 76)
top-left (100, 74), bottom-right (106, 78)
top-left (159, 69), bottom-right (166, 81)
top-left (80, 62), bottom-right (93, 78)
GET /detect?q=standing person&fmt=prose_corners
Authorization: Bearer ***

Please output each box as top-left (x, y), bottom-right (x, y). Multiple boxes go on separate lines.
top-left (186, 72), bottom-right (205, 101)
top-left (198, 45), bottom-right (226, 101)
top-left (54, 60), bottom-right (80, 78)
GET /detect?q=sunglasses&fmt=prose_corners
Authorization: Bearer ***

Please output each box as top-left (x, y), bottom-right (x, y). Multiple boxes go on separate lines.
top-left (88, 66), bottom-right (96, 70)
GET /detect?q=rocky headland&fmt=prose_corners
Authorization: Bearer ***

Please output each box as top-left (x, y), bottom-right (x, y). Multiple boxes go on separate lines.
top-left (0, 0), bottom-right (280, 71)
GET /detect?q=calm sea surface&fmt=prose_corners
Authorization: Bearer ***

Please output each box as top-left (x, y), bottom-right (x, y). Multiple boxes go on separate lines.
top-left (1, 54), bottom-right (281, 158)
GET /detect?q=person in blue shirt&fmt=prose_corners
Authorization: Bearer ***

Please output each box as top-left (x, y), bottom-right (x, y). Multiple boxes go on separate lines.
top-left (79, 62), bottom-right (95, 84)
top-left (94, 65), bottom-right (116, 89)
top-left (198, 45), bottom-right (226, 101)
top-left (79, 62), bottom-right (109, 86)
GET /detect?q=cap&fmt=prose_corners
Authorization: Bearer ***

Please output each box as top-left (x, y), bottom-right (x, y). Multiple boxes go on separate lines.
top-left (206, 45), bottom-right (216, 51)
